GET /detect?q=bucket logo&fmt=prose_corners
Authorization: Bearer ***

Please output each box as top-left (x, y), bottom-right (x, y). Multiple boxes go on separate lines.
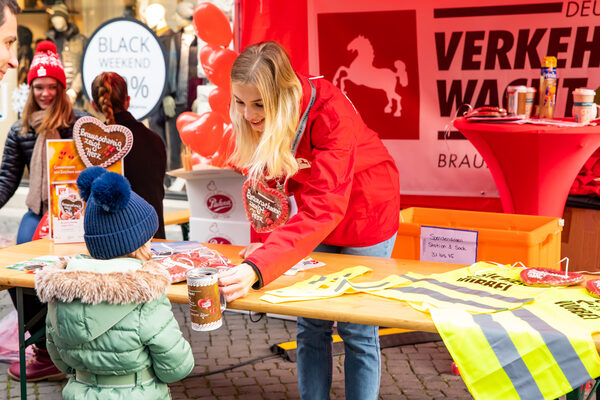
top-left (199, 298), bottom-right (213, 310)
top-left (206, 194), bottom-right (233, 214)
top-left (333, 36), bottom-right (408, 117)
top-left (207, 223), bottom-right (232, 244)
top-left (318, 10), bottom-right (420, 139)
top-left (207, 237), bottom-right (231, 245)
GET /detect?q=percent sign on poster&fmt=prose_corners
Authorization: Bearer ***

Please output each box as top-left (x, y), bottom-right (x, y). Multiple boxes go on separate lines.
top-left (81, 18), bottom-right (167, 120)
top-left (126, 76), bottom-right (149, 98)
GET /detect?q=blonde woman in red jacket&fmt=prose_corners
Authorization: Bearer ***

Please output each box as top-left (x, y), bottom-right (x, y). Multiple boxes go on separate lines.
top-left (219, 41), bottom-right (400, 400)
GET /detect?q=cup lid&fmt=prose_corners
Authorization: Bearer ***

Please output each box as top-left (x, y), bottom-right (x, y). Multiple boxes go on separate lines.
top-left (574, 88), bottom-right (596, 96)
top-left (526, 87), bottom-right (536, 93)
top-left (507, 85), bottom-right (527, 92)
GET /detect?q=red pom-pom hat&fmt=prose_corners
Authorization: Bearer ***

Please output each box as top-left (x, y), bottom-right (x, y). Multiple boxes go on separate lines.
top-left (27, 40), bottom-right (66, 88)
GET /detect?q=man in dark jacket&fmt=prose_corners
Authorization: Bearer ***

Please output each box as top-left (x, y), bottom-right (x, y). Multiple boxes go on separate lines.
top-left (0, 0), bottom-right (20, 81)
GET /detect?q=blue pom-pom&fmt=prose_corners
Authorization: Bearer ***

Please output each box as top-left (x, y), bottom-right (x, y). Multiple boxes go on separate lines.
top-left (77, 166), bottom-right (107, 201)
top-left (91, 172), bottom-right (131, 213)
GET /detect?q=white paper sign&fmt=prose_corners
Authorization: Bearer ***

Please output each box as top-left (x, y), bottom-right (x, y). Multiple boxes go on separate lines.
top-left (420, 226), bottom-right (478, 265)
top-left (81, 18), bottom-right (167, 120)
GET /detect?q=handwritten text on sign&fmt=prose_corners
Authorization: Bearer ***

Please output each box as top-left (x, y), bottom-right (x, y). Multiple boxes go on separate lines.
top-left (420, 226), bottom-right (478, 265)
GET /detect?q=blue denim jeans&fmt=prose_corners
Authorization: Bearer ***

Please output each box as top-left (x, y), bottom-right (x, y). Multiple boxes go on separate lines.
top-left (17, 209), bottom-right (42, 244)
top-left (297, 233), bottom-right (397, 400)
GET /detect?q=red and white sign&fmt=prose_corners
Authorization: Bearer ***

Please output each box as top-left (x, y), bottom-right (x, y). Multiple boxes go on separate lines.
top-left (239, 0), bottom-right (600, 203)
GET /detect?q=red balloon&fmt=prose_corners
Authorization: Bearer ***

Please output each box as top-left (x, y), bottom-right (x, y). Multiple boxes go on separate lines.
top-left (193, 2), bottom-right (232, 47)
top-left (208, 86), bottom-right (231, 123)
top-left (202, 47), bottom-right (237, 87)
top-left (176, 112), bottom-right (200, 135)
top-left (178, 111), bottom-right (225, 157)
top-left (210, 125), bottom-right (236, 168)
top-left (199, 44), bottom-right (219, 68)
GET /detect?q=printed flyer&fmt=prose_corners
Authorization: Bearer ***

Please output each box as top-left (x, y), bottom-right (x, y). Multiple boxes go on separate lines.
top-left (46, 139), bottom-right (122, 243)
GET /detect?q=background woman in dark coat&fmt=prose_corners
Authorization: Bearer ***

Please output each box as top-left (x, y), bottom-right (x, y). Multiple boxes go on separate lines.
top-left (91, 71), bottom-right (167, 238)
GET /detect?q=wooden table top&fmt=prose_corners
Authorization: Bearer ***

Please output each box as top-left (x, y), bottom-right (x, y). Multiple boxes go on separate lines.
top-left (3, 238), bottom-right (600, 347)
top-left (0, 239), bottom-right (463, 332)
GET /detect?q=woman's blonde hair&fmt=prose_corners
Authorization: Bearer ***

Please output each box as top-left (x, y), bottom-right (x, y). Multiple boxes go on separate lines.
top-left (91, 72), bottom-right (129, 125)
top-left (21, 78), bottom-right (74, 135)
top-left (229, 41), bottom-right (303, 181)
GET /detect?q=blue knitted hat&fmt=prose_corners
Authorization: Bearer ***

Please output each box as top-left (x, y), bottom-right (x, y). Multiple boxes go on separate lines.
top-left (77, 167), bottom-right (158, 259)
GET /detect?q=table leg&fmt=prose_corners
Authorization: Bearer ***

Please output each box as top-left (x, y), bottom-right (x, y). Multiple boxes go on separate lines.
top-left (15, 288), bottom-right (47, 400)
top-left (16, 287), bottom-right (27, 400)
top-left (181, 222), bottom-right (189, 241)
top-left (562, 381), bottom-right (600, 400)
top-left (567, 388), bottom-right (583, 400)
top-left (591, 380), bottom-right (600, 400)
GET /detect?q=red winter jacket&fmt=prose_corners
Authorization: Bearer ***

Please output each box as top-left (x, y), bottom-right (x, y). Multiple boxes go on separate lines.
top-left (245, 74), bottom-right (400, 288)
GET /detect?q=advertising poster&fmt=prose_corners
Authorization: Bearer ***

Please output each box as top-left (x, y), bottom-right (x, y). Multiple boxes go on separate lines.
top-left (81, 18), bottom-right (167, 120)
top-left (308, 0), bottom-right (600, 199)
top-left (240, 0), bottom-right (600, 206)
top-left (47, 140), bottom-right (123, 243)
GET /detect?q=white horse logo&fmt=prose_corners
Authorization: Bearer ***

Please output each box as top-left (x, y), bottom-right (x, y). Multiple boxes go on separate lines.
top-left (333, 36), bottom-right (408, 117)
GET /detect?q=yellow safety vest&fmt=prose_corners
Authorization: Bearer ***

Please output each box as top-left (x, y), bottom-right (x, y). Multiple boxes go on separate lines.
top-left (261, 262), bottom-right (543, 311)
top-left (260, 266), bottom-right (408, 303)
top-left (431, 288), bottom-right (600, 400)
top-left (369, 262), bottom-right (547, 313)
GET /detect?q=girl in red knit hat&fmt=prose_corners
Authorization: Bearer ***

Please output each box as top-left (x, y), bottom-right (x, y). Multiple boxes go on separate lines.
top-left (0, 40), bottom-right (88, 382)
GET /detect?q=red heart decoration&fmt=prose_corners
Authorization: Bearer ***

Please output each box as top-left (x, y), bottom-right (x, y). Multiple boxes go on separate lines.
top-left (520, 267), bottom-right (584, 287)
top-left (177, 111), bottom-right (224, 158)
top-left (202, 47), bottom-right (237, 87)
top-left (209, 125), bottom-right (235, 168)
top-left (193, 2), bottom-right (232, 47)
top-left (73, 116), bottom-right (133, 168)
top-left (242, 180), bottom-right (289, 233)
top-left (176, 111), bottom-right (200, 135)
top-left (208, 86), bottom-right (231, 124)
top-left (199, 44), bottom-right (220, 70)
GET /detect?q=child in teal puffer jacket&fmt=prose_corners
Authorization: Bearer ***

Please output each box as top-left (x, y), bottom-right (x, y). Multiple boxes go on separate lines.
top-left (35, 166), bottom-right (194, 400)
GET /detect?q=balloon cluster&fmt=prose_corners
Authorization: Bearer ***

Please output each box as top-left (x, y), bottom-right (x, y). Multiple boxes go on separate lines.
top-left (177, 2), bottom-right (237, 168)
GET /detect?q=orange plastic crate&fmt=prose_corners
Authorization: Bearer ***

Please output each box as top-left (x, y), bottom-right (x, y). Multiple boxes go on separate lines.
top-left (392, 207), bottom-right (562, 269)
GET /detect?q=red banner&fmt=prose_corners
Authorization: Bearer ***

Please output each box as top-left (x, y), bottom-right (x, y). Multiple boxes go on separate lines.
top-left (237, 0), bottom-right (600, 207)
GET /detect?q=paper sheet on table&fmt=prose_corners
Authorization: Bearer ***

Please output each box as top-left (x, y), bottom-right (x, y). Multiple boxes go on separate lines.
top-left (283, 258), bottom-right (326, 276)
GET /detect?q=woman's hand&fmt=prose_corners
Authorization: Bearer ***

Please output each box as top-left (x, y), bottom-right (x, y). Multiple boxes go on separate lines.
top-left (238, 242), bottom-right (264, 258)
top-left (218, 263), bottom-right (258, 302)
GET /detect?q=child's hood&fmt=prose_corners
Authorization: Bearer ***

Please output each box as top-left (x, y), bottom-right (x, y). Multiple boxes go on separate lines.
top-left (35, 257), bottom-right (170, 344)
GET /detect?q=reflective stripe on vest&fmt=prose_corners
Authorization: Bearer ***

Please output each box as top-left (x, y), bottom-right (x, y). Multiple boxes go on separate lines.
top-left (369, 263), bottom-right (546, 313)
top-left (431, 288), bottom-right (600, 400)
